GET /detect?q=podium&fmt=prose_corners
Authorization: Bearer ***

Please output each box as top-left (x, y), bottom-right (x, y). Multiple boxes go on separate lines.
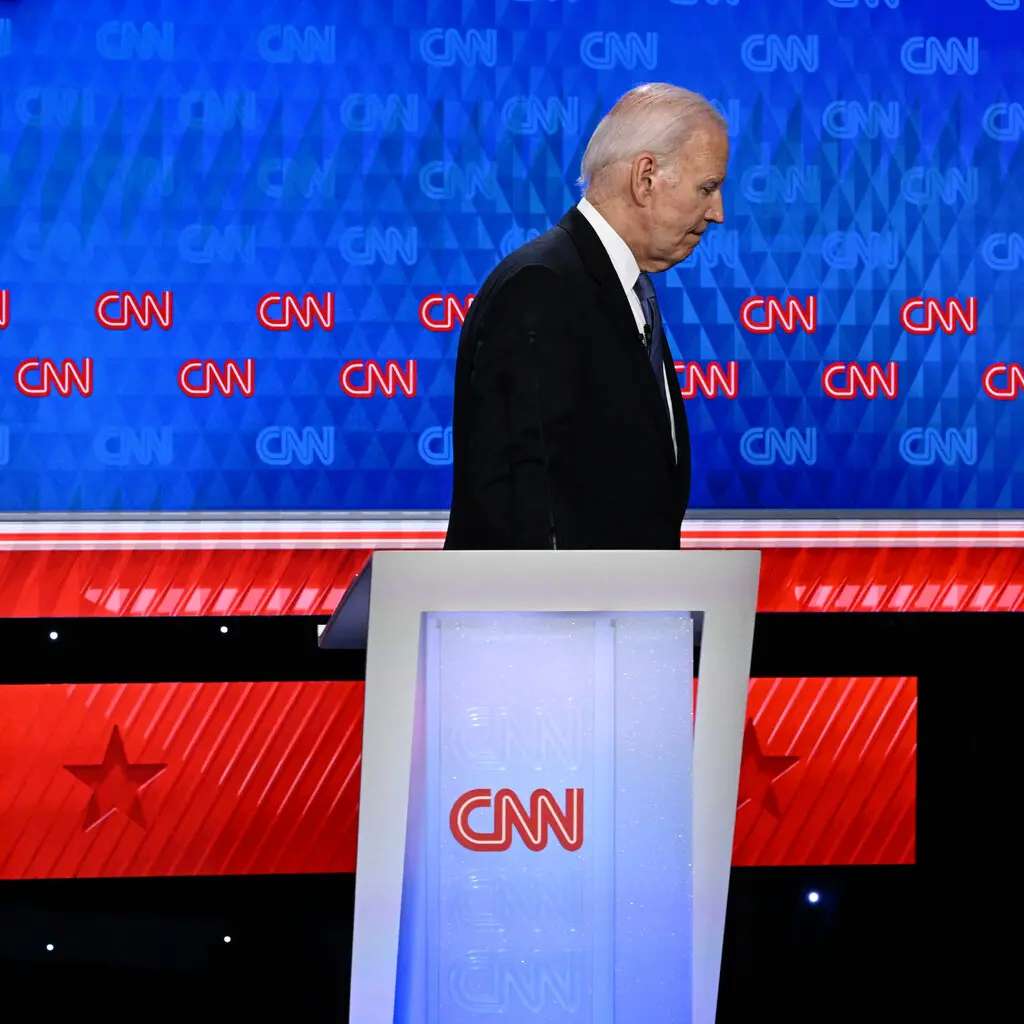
top-left (321, 550), bottom-right (760, 1024)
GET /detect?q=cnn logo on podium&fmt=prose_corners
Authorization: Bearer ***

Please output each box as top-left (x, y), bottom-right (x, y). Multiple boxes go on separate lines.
top-left (450, 787), bottom-right (584, 853)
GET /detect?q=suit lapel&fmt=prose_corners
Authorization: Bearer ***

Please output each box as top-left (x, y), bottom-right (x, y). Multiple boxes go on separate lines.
top-left (557, 206), bottom-right (678, 466)
top-left (557, 206), bottom-right (639, 344)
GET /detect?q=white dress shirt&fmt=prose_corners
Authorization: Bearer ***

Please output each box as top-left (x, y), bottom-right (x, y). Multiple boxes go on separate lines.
top-left (576, 196), bottom-right (678, 461)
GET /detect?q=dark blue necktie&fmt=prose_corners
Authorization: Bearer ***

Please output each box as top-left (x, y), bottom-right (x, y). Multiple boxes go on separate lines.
top-left (633, 271), bottom-right (670, 420)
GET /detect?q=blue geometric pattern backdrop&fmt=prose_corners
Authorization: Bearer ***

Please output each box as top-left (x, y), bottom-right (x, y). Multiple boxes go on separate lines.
top-left (0, 0), bottom-right (1021, 512)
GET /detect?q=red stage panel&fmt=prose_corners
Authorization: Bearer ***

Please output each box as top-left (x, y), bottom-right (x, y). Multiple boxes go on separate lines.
top-left (733, 676), bottom-right (917, 867)
top-left (0, 545), bottom-right (1020, 618)
top-left (0, 548), bottom-right (369, 618)
top-left (0, 676), bottom-right (914, 879)
top-left (0, 681), bottom-right (363, 879)
top-left (756, 547), bottom-right (1024, 612)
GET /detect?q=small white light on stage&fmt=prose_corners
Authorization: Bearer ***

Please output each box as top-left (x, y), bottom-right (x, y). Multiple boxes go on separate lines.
top-left (48, 631), bottom-right (59, 640)
top-left (806, 890), bottom-right (820, 904)
top-left (219, 625), bottom-right (229, 634)
top-left (46, 943), bottom-right (54, 952)
top-left (223, 935), bottom-right (232, 943)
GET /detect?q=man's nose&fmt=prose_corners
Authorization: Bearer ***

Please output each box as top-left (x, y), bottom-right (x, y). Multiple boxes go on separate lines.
top-left (706, 192), bottom-right (725, 224)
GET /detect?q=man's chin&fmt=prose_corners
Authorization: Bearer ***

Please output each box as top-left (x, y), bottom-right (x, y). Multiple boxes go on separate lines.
top-left (677, 241), bottom-right (699, 262)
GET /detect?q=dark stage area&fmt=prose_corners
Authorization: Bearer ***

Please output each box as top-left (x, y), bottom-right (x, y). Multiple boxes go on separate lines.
top-left (0, 611), bottom-right (995, 1022)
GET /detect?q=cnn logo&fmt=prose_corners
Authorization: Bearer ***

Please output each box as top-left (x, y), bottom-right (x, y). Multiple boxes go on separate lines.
top-left (419, 293), bottom-right (474, 332)
top-left (257, 292), bottom-right (334, 331)
top-left (450, 787), bottom-right (584, 853)
top-left (95, 290), bottom-right (173, 330)
top-left (899, 297), bottom-right (976, 335)
top-left (739, 296), bottom-right (817, 334)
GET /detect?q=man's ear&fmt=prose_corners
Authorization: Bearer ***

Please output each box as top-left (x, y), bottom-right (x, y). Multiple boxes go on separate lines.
top-left (630, 153), bottom-right (658, 205)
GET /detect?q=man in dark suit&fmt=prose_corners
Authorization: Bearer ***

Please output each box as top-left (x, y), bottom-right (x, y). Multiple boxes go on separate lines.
top-left (445, 83), bottom-right (729, 550)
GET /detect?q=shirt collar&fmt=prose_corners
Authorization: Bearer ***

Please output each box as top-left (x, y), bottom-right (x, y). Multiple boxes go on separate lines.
top-left (576, 195), bottom-right (642, 296)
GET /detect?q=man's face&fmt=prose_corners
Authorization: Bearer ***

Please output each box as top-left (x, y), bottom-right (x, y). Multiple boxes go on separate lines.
top-left (641, 124), bottom-right (729, 272)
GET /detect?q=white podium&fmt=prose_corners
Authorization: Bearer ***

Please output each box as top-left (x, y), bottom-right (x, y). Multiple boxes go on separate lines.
top-left (321, 550), bottom-right (760, 1024)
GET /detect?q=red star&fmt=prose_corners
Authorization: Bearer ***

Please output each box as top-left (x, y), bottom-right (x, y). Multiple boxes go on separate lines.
top-left (64, 726), bottom-right (167, 831)
top-left (737, 718), bottom-right (800, 818)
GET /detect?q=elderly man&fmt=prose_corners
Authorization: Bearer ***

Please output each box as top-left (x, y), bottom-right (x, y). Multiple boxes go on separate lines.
top-left (445, 83), bottom-right (729, 550)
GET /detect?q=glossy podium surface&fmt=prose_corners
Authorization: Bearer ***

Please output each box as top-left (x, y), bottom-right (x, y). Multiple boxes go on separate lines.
top-left (396, 611), bottom-right (693, 1021)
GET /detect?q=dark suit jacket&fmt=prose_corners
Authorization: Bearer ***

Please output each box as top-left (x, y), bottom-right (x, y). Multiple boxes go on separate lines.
top-left (444, 205), bottom-right (691, 550)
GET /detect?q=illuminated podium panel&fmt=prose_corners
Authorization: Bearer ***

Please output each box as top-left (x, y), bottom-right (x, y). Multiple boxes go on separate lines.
top-left (321, 550), bottom-right (760, 1024)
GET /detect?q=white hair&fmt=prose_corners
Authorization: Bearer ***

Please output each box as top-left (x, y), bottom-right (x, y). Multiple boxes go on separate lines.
top-left (577, 83), bottom-right (726, 194)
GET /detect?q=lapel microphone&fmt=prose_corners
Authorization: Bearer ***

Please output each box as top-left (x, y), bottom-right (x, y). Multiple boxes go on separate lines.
top-left (642, 323), bottom-right (652, 350)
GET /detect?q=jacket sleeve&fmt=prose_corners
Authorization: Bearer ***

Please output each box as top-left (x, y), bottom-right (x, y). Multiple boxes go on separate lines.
top-left (457, 264), bottom-right (571, 549)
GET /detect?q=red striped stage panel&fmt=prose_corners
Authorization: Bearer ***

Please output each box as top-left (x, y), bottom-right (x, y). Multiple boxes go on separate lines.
top-left (0, 677), bottom-right (914, 880)
top-left (733, 676), bottom-right (917, 867)
top-left (0, 545), bottom-right (1020, 617)
top-left (0, 681), bottom-right (363, 879)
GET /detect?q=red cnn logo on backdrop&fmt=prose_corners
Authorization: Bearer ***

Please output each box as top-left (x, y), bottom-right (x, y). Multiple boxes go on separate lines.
top-left (983, 363), bottom-right (1024, 400)
top-left (257, 292), bottom-right (334, 331)
top-left (95, 291), bottom-right (173, 330)
top-left (0, 289), bottom-right (8, 329)
top-left (899, 297), bottom-right (976, 335)
top-left (178, 359), bottom-right (255, 397)
top-left (450, 787), bottom-right (584, 853)
top-left (822, 361), bottom-right (899, 399)
top-left (418, 294), bottom-right (474, 332)
top-left (340, 360), bottom-right (417, 398)
top-left (15, 358), bottom-right (93, 397)
top-left (739, 295), bottom-right (817, 334)
top-left (675, 361), bottom-right (739, 399)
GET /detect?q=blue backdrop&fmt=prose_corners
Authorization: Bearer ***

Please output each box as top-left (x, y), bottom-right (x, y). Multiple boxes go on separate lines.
top-left (0, 0), bottom-right (1021, 512)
